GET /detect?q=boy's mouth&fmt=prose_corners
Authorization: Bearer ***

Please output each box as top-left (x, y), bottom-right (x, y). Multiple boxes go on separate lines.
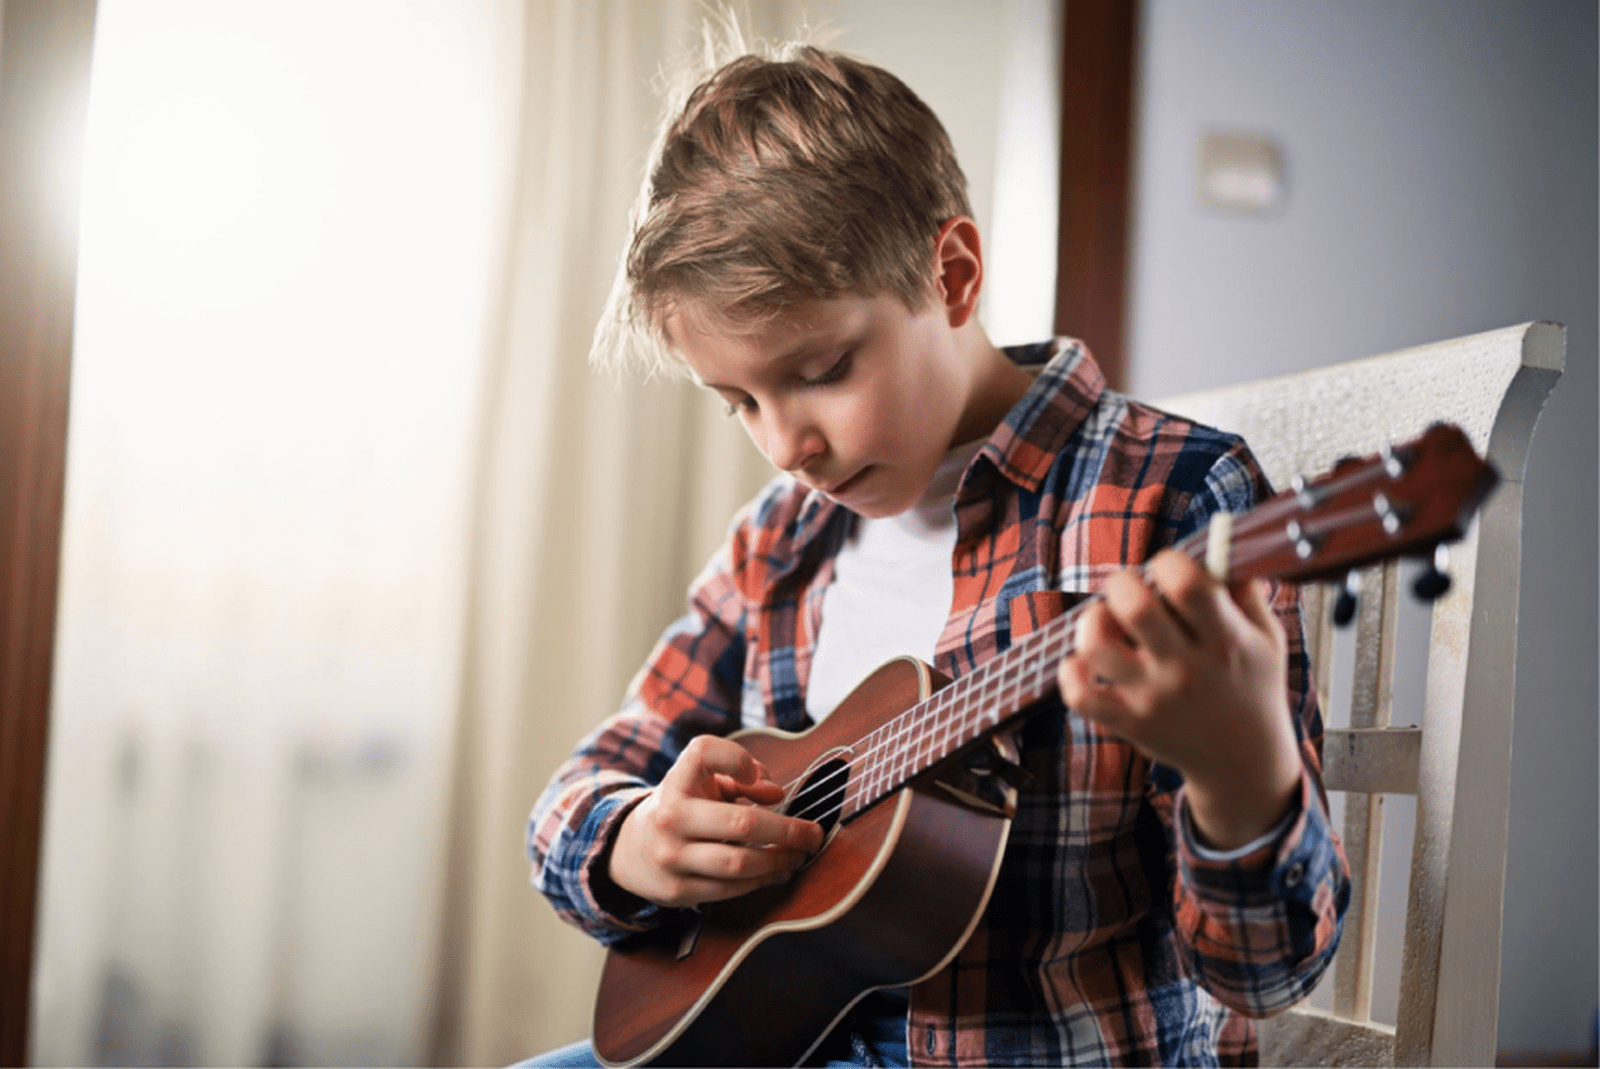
top-left (822, 466), bottom-right (871, 497)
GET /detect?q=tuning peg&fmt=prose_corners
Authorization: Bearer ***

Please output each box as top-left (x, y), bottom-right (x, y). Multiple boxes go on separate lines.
top-left (1380, 442), bottom-right (1413, 479)
top-left (1333, 571), bottom-right (1360, 627)
top-left (1413, 544), bottom-right (1452, 602)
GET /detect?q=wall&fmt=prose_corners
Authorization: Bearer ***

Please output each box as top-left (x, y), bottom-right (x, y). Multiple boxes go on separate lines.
top-left (1128, 0), bottom-right (1598, 1051)
top-left (829, 0), bottom-right (1062, 346)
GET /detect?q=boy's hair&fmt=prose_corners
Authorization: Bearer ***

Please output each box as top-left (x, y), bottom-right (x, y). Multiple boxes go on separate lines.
top-left (592, 43), bottom-right (971, 378)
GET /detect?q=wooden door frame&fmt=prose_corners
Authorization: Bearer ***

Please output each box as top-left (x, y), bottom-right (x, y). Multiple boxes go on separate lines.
top-left (1054, 0), bottom-right (1140, 392)
top-left (0, 1), bottom-right (97, 1063)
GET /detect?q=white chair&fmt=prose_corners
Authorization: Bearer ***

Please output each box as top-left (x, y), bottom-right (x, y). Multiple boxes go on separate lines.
top-left (1156, 322), bottom-right (1564, 1066)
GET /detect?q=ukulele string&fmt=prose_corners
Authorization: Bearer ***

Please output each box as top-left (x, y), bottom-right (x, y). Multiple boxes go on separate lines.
top-left (772, 476), bottom-right (1394, 825)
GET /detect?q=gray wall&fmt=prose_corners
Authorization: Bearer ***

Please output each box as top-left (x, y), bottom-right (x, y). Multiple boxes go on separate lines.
top-left (1128, 0), bottom-right (1597, 1052)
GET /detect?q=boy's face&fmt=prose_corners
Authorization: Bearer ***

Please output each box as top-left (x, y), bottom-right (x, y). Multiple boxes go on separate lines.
top-left (668, 294), bottom-right (974, 519)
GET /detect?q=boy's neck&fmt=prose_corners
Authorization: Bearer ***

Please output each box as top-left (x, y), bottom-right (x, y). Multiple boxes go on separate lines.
top-left (948, 322), bottom-right (1038, 449)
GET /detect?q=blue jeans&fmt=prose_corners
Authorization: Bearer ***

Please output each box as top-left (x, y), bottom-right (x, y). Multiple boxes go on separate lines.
top-left (512, 990), bottom-right (910, 1068)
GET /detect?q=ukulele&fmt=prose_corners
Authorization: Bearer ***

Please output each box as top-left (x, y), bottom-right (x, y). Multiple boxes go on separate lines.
top-left (592, 423), bottom-right (1498, 1068)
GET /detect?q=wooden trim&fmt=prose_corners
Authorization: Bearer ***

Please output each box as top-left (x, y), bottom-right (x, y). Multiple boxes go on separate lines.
top-left (1053, 0), bottom-right (1139, 391)
top-left (0, 1), bottom-right (97, 1063)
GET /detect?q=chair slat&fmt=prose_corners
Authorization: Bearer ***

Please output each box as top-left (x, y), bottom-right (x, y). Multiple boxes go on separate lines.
top-left (1301, 584), bottom-right (1335, 715)
top-left (1259, 1006), bottom-right (1397, 1067)
top-left (1322, 727), bottom-right (1421, 795)
top-left (1331, 563), bottom-right (1399, 1019)
top-left (1332, 790), bottom-right (1386, 1019)
top-left (1349, 563), bottom-right (1399, 731)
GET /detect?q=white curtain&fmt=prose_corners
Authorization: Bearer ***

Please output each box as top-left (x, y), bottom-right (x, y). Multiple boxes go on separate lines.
top-left (423, 2), bottom-right (814, 1063)
top-left (32, 1), bottom-right (524, 1064)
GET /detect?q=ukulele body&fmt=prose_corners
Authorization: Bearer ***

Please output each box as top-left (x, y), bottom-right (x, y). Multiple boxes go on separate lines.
top-left (592, 657), bottom-right (1013, 1068)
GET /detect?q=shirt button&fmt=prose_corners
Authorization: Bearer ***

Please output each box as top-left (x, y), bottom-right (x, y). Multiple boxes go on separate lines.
top-left (1284, 860), bottom-right (1307, 887)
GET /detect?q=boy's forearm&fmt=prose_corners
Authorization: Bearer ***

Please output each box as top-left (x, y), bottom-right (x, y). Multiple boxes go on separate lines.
top-left (1179, 713), bottom-right (1303, 850)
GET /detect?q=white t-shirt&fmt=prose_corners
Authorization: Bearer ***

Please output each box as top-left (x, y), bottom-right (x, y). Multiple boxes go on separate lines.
top-left (805, 438), bottom-right (986, 721)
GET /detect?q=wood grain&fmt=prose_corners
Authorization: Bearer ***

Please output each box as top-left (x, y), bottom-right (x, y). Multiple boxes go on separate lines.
top-left (0, 2), bottom-right (97, 1063)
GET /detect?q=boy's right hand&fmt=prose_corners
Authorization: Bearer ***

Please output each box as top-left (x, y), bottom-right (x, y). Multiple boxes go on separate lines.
top-left (608, 735), bottom-right (825, 909)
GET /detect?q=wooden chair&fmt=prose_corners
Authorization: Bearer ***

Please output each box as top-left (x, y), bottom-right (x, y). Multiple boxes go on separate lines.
top-left (1156, 322), bottom-right (1564, 1066)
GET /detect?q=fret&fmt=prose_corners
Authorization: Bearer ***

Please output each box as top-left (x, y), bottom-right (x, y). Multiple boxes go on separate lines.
top-left (850, 605), bottom-right (1083, 812)
top-left (906, 709), bottom-right (924, 773)
top-left (998, 661), bottom-right (1019, 717)
top-left (852, 732), bottom-right (872, 811)
top-left (882, 721), bottom-right (896, 794)
top-left (894, 712), bottom-right (913, 788)
top-left (873, 720), bottom-right (892, 798)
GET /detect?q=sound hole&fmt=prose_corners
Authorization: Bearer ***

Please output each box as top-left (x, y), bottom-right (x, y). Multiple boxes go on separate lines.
top-left (783, 757), bottom-right (849, 834)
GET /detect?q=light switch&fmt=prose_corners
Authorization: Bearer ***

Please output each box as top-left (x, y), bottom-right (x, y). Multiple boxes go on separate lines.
top-left (1197, 131), bottom-right (1284, 215)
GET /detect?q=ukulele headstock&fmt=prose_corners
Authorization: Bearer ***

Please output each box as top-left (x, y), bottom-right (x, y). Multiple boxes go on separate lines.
top-left (1227, 423), bottom-right (1499, 590)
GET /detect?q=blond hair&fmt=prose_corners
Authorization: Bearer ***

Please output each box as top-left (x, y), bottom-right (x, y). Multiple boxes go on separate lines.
top-left (591, 36), bottom-right (971, 379)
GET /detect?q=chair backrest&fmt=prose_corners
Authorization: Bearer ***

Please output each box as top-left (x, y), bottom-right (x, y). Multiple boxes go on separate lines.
top-left (1155, 323), bottom-right (1564, 1066)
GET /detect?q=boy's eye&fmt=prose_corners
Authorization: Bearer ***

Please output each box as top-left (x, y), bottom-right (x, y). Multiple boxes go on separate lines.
top-left (800, 352), bottom-right (852, 388)
top-left (724, 396), bottom-right (756, 417)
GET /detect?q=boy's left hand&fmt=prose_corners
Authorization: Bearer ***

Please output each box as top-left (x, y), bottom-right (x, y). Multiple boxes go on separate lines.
top-left (1056, 548), bottom-right (1303, 851)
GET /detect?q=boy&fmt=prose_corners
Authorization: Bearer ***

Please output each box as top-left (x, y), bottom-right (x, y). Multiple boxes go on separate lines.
top-left (527, 44), bottom-right (1348, 1068)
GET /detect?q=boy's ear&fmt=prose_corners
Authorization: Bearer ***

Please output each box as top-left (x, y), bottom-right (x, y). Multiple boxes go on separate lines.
top-left (933, 216), bottom-right (984, 328)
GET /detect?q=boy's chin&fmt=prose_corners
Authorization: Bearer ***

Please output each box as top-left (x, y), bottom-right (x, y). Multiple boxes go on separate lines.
top-left (811, 465), bottom-right (924, 518)
top-left (837, 487), bottom-right (920, 520)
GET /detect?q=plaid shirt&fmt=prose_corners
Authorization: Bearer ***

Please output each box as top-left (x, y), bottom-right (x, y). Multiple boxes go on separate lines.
top-left (529, 340), bottom-right (1349, 1066)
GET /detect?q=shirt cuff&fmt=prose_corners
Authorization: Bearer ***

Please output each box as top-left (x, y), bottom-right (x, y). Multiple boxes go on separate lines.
top-left (1175, 768), bottom-right (1333, 909)
top-left (1183, 800), bottom-right (1300, 861)
top-left (576, 788), bottom-right (665, 937)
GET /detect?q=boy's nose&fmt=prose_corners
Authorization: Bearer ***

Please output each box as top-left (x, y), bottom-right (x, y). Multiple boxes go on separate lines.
top-left (762, 409), bottom-right (825, 473)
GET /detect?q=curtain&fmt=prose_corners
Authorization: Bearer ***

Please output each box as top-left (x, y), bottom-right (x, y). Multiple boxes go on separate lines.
top-left (34, 3), bottom-right (1049, 1065)
top-left (32, 2), bottom-right (524, 1065)
top-left (422, 2), bottom-right (821, 1064)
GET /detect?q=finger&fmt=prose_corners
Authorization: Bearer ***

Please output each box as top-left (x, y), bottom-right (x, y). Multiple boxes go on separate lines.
top-left (1102, 568), bottom-right (1188, 658)
top-left (1146, 550), bottom-right (1226, 647)
top-left (666, 735), bottom-right (771, 797)
top-left (1230, 576), bottom-right (1281, 638)
top-left (672, 841), bottom-right (812, 884)
top-left (1056, 652), bottom-right (1137, 735)
top-left (668, 796), bottom-right (824, 851)
top-left (1073, 602), bottom-right (1143, 685)
top-left (713, 772), bottom-right (786, 805)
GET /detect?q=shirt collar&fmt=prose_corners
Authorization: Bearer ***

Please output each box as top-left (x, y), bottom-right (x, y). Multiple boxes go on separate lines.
top-left (976, 338), bottom-right (1105, 493)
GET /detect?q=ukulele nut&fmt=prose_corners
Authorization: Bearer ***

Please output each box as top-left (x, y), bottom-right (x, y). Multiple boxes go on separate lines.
top-left (1205, 511), bottom-right (1233, 580)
